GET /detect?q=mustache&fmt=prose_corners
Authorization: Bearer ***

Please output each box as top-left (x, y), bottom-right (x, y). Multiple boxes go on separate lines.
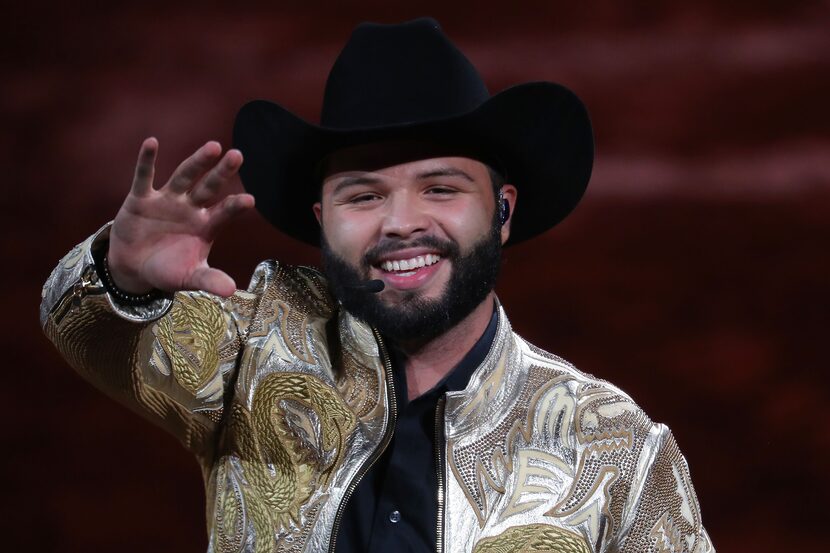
top-left (363, 235), bottom-right (459, 267)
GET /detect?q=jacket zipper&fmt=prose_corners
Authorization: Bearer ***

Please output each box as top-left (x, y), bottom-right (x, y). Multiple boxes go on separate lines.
top-left (327, 328), bottom-right (398, 553)
top-left (434, 396), bottom-right (447, 553)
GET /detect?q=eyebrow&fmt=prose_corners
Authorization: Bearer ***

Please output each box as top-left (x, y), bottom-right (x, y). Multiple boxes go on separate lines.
top-left (330, 166), bottom-right (475, 195)
top-left (416, 167), bottom-right (475, 182)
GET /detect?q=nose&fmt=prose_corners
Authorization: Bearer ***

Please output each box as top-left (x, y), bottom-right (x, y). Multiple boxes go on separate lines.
top-left (379, 191), bottom-right (429, 239)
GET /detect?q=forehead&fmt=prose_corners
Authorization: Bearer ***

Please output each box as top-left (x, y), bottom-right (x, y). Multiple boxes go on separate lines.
top-left (321, 141), bottom-right (491, 184)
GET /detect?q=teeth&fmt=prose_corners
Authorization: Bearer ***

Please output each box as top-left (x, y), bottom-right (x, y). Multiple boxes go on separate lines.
top-left (381, 254), bottom-right (441, 272)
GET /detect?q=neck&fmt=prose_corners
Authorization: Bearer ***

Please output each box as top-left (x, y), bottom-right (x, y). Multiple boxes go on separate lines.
top-left (393, 292), bottom-right (496, 401)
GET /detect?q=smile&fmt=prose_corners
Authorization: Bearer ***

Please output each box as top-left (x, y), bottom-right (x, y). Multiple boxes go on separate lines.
top-left (379, 254), bottom-right (441, 276)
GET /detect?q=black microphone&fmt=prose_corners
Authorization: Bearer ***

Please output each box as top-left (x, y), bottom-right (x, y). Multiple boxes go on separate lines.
top-left (345, 279), bottom-right (385, 293)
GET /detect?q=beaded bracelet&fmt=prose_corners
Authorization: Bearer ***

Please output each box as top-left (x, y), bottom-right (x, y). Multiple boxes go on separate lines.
top-left (98, 254), bottom-right (168, 306)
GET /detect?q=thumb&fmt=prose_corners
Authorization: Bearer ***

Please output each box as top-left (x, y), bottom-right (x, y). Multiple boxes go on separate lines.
top-left (188, 266), bottom-right (237, 297)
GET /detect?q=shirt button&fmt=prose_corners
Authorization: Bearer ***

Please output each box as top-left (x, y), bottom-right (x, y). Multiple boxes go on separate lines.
top-left (388, 510), bottom-right (401, 523)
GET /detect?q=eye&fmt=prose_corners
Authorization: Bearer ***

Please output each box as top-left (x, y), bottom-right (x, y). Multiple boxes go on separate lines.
top-left (425, 185), bottom-right (457, 196)
top-left (348, 192), bottom-right (382, 204)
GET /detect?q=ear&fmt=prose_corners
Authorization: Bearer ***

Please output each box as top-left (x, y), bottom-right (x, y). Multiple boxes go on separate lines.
top-left (499, 184), bottom-right (517, 245)
top-left (312, 202), bottom-right (323, 226)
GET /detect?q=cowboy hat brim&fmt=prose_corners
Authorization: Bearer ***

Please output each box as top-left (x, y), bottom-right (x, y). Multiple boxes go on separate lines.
top-left (233, 81), bottom-right (593, 246)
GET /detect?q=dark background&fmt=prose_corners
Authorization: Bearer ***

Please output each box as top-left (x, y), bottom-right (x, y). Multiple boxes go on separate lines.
top-left (4, 2), bottom-right (828, 551)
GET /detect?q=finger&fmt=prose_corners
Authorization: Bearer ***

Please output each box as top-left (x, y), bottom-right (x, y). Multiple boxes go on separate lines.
top-left (189, 149), bottom-right (243, 206)
top-left (131, 137), bottom-right (158, 197)
top-left (188, 266), bottom-right (237, 297)
top-left (166, 141), bottom-right (223, 194)
top-left (206, 193), bottom-right (255, 235)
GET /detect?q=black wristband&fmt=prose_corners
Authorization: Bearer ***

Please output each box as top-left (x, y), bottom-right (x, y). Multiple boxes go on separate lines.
top-left (96, 252), bottom-right (168, 306)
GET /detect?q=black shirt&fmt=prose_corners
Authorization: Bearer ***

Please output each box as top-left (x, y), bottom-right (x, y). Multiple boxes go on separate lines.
top-left (334, 308), bottom-right (498, 552)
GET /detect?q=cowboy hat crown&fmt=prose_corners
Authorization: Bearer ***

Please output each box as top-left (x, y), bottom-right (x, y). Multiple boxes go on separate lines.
top-left (321, 18), bottom-right (489, 128)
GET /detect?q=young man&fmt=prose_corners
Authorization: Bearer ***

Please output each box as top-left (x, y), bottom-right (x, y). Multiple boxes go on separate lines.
top-left (40, 18), bottom-right (713, 553)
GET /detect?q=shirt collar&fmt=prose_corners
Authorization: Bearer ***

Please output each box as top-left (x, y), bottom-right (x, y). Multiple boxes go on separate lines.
top-left (389, 303), bottom-right (499, 403)
top-left (442, 304), bottom-right (498, 393)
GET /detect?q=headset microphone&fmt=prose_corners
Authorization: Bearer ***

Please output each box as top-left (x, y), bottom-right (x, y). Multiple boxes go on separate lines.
top-left (346, 279), bottom-right (385, 293)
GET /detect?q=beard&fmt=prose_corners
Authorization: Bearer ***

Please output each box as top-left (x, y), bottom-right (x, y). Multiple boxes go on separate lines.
top-left (321, 222), bottom-right (502, 344)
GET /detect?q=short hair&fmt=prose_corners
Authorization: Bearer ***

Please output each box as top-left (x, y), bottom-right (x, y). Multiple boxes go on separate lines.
top-left (487, 164), bottom-right (506, 196)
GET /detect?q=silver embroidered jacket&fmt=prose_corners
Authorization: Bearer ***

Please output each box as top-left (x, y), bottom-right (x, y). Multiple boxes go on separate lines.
top-left (41, 226), bottom-right (714, 553)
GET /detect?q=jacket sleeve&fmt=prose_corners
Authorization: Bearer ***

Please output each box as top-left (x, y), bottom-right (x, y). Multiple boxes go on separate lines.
top-left (40, 223), bottom-right (261, 459)
top-left (616, 423), bottom-right (714, 553)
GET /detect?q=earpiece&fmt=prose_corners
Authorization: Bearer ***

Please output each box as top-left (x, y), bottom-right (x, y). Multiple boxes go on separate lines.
top-left (499, 189), bottom-right (510, 225)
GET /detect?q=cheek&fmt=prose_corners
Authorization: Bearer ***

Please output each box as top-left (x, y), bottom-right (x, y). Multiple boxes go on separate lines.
top-left (322, 211), bottom-right (375, 258)
top-left (440, 203), bottom-right (493, 243)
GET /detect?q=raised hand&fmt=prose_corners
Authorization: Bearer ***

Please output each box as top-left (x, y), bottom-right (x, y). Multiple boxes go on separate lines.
top-left (107, 138), bottom-right (255, 297)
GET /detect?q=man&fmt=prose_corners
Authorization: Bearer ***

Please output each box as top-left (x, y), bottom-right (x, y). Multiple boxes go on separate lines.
top-left (40, 18), bottom-right (713, 553)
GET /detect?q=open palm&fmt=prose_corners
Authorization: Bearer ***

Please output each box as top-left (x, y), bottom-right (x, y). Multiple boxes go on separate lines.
top-left (107, 138), bottom-right (254, 297)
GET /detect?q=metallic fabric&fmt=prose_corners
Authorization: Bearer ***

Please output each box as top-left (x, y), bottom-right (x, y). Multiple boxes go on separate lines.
top-left (442, 329), bottom-right (714, 553)
top-left (42, 232), bottom-right (713, 553)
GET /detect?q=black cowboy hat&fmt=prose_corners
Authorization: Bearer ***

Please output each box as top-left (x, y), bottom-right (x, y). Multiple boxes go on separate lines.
top-left (233, 17), bottom-right (593, 246)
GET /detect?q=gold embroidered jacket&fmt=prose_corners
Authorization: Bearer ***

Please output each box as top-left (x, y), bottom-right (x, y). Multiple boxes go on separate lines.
top-left (41, 226), bottom-right (714, 553)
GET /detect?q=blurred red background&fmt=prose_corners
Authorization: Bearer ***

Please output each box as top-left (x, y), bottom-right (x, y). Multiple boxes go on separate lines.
top-left (3, 2), bottom-right (828, 551)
